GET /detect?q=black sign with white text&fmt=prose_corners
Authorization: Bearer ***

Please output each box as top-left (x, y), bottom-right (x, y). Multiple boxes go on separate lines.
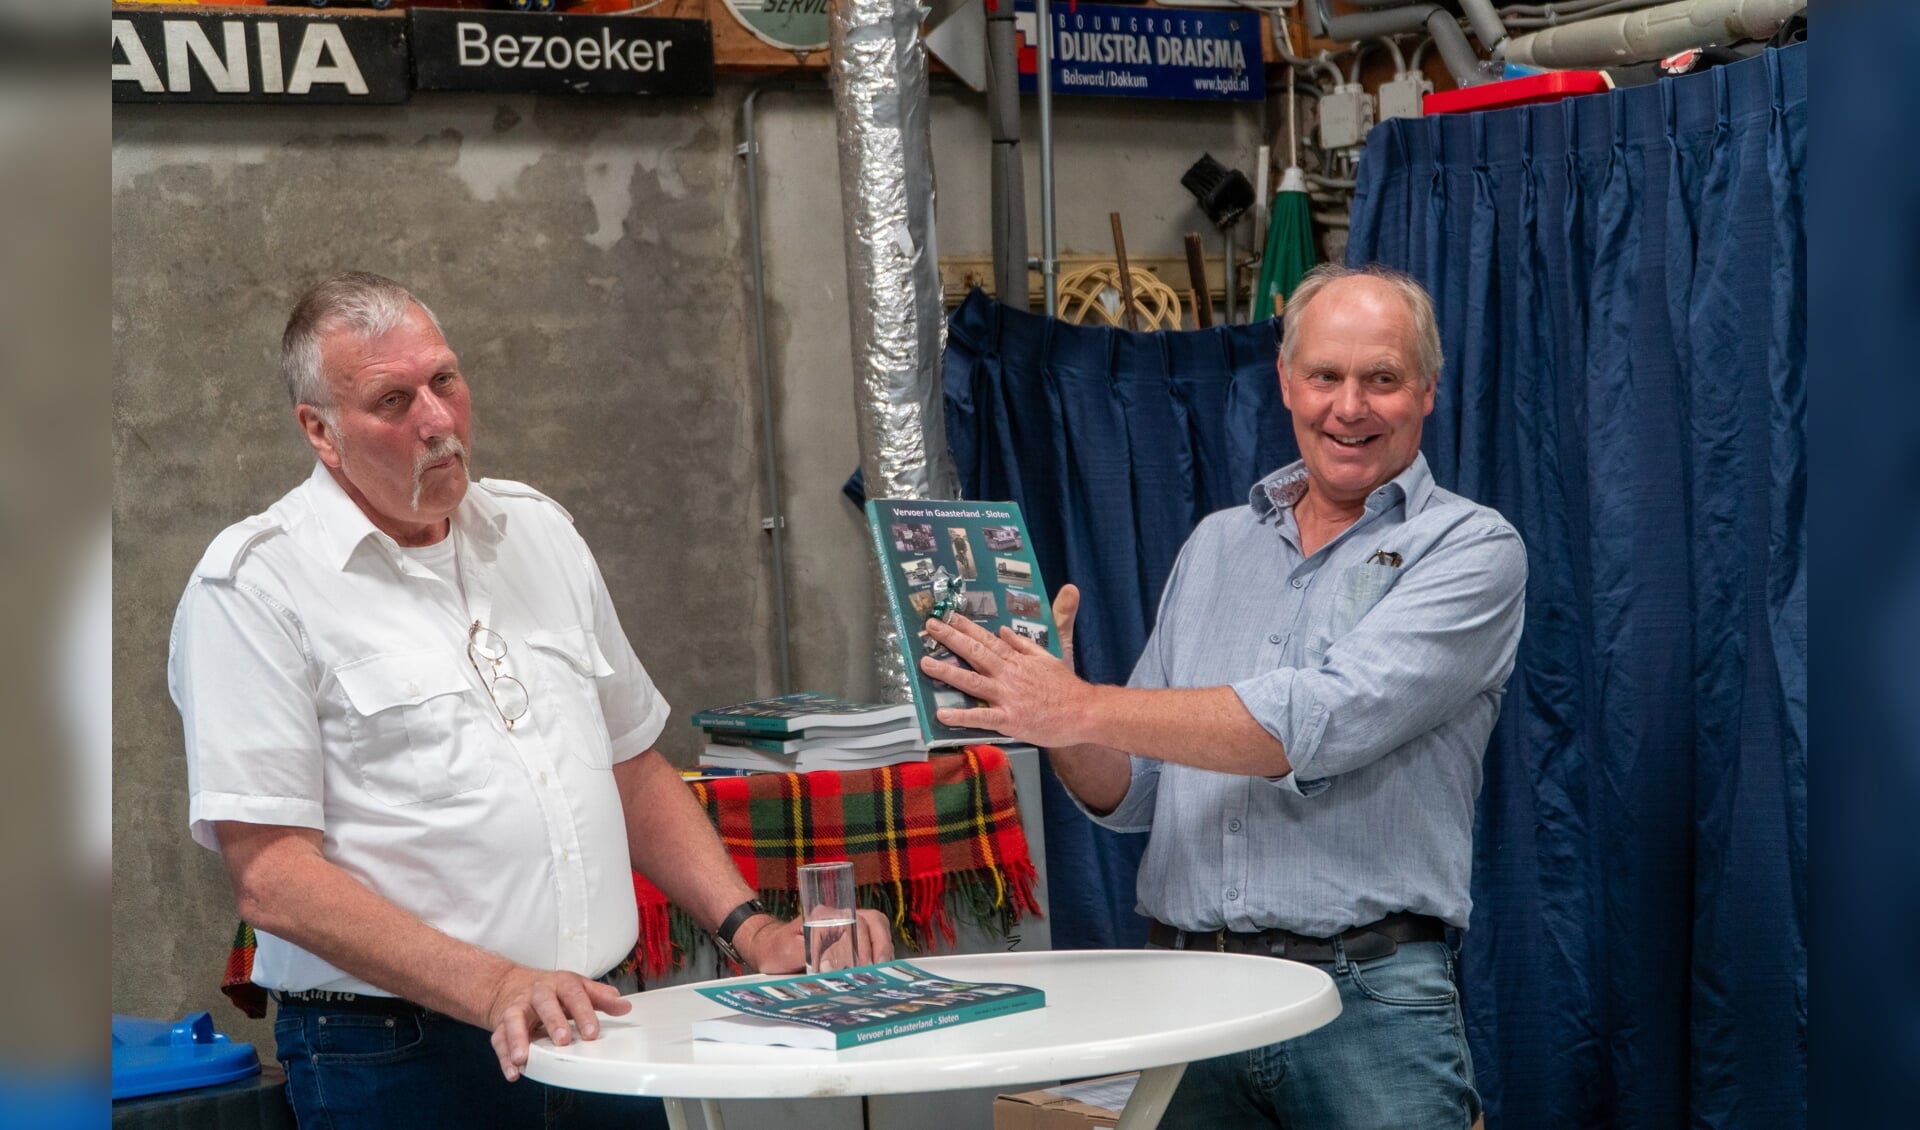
top-left (112, 10), bottom-right (409, 105)
top-left (409, 9), bottom-right (714, 97)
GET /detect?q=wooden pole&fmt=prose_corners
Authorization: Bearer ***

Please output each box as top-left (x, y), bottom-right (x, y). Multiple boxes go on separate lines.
top-left (1185, 233), bottom-right (1214, 328)
top-left (1110, 212), bottom-right (1140, 332)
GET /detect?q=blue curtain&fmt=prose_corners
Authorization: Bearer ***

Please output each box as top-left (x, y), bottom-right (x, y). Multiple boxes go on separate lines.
top-left (943, 293), bottom-right (1297, 948)
top-left (1348, 45), bottom-right (1807, 1129)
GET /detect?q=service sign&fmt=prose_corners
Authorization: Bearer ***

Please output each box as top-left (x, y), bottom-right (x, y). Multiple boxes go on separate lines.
top-left (410, 9), bottom-right (714, 97)
top-left (720, 0), bottom-right (828, 54)
top-left (1015, 2), bottom-right (1264, 103)
top-left (112, 10), bottom-right (409, 105)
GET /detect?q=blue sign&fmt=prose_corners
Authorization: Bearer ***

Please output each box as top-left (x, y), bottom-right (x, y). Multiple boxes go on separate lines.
top-left (1016, 2), bottom-right (1264, 103)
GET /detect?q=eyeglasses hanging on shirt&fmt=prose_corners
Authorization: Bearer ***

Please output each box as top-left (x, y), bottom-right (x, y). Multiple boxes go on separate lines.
top-left (468, 622), bottom-right (530, 731)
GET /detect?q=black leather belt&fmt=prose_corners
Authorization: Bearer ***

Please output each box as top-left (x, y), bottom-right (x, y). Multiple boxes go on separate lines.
top-left (271, 989), bottom-right (425, 1014)
top-left (271, 963), bottom-right (636, 1015)
top-left (1148, 911), bottom-right (1447, 964)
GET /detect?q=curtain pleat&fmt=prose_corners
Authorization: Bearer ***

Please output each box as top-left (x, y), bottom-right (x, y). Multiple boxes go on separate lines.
top-left (1348, 45), bottom-right (1807, 1129)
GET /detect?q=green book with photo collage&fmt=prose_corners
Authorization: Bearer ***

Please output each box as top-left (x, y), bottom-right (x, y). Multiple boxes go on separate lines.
top-left (692, 960), bottom-right (1046, 1050)
top-left (864, 498), bottom-right (1062, 748)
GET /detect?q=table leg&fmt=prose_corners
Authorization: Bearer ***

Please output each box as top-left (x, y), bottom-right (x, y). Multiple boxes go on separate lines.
top-left (661, 1098), bottom-right (726, 1130)
top-left (1113, 1063), bottom-right (1188, 1130)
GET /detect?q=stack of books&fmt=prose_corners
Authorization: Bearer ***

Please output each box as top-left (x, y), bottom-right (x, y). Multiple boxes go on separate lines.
top-left (691, 692), bottom-right (927, 774)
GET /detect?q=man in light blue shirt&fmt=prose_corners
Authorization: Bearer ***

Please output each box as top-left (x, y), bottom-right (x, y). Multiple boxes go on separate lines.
top-left (924, 264), bottom-right (1525, 1128)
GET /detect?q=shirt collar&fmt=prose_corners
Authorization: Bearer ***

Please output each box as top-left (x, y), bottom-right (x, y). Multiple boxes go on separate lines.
top-left (1246, 451), bottom-right (1437, 520)
top-left (297, 461), bottom-right (506, 572)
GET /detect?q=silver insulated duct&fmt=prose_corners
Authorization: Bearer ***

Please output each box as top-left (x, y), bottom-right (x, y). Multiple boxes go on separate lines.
top-left (829, 0), bottom-right (958, 700)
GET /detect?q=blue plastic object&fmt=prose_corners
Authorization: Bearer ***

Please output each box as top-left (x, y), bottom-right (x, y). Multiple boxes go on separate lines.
top-left (111, 1011), bottom-right (260, 1100)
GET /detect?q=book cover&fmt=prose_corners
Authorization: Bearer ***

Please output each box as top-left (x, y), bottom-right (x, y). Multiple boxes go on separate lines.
top-left (864, 499), bottom-right (1062, 748)
top-left (692, 960), bottom-right (1045, 1050)
top-left (690, 692), bottom-right (916, 736)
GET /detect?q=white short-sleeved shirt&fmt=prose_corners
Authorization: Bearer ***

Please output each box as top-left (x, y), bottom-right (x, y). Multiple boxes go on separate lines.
top-left (169, 463), bottom-right (670, 994)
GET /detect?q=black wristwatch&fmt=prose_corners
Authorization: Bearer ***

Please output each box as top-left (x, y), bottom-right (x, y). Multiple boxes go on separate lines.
top-left (712, 897), bottom-right (769, 966)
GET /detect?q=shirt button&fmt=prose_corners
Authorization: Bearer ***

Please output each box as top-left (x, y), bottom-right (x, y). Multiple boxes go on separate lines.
top-left (540, 772), bottom-right (552, 787)
top-left (1267, 633), bottom-right (1282, 645)
top-left (1226, 888), bottom-right (1240, 901)
top-left (406, 682), bottom-right (422, 700)
top-left (1228, 819), bottom-right (1242, 833)
top-left (1290, 578), bottom-right (1305, 589)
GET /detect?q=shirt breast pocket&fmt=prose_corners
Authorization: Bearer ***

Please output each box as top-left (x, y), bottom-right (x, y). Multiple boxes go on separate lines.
top-left (334, 650), bottom-right (493, 806)
top-left (1306, 562), bottom-right (1403, 665)
top-left (524, 627), bottom-right (617, 770)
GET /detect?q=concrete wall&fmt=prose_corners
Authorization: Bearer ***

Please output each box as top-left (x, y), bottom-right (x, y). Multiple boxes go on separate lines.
top-left (113, 76), bottom-right (1260, 1057)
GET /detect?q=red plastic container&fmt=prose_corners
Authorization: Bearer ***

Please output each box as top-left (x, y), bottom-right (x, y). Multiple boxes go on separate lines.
top-left (1424, 71), bottom-right (1613, 116)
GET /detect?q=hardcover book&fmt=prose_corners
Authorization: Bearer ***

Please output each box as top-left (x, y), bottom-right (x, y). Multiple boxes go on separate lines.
top-left (864, 499), bottom-right (1062, 747)
top-left (692, 960), bottom-right (1045, 1050)
top-left (709, 726), bottom-right (923, 755)
top-left (697, 742), bottom-right (931, 774)
top-left (690, 692), bottom-right (915, 737)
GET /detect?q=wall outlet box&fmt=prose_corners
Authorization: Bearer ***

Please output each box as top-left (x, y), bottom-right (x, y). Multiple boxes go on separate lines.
top-left (1379, 73), bottom-right (1433, 121)
top-left (1319, 83), bottom-right (1375, 149)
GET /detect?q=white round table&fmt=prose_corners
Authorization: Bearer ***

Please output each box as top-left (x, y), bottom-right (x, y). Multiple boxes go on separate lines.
top-left (525, 949), bottom-right (1340, 1130)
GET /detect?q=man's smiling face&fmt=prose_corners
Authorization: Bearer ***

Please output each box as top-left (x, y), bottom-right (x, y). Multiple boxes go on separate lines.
top-left (1279, 275), bottom-right (1436, 510)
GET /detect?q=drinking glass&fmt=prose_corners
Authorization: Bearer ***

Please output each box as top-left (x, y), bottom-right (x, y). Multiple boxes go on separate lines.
top-left (796, 861), bottom-right (864, 973)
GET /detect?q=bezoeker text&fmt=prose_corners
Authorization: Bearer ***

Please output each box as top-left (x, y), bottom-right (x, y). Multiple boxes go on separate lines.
top-left (456, 22), bottom-right (674, 73)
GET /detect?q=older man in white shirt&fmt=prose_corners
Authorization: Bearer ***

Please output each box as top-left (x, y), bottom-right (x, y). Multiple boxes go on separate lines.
top-left (170, 272), bottom-right (891, 1128)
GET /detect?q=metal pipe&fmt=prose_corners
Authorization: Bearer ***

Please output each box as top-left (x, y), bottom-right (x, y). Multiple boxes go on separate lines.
top-left (1503, 0), bottom-right (1805, 67)
top-left (1426, 9), bottom-right (1485, 86)
top-left (1457, 0), bottom-right (1510, 54)
top-left (740, 81), bottom-right (806, 695)
top-left (1503, 0), bottom-right (1682, 26)
top-left (1036, 0), bottom-right (1058, 314)
top-left (1307, 0), bottom-right (1482, 87)
top-left (985, 2), bottom-right (1029, 310)
top-left (1310, 0), bottom-right (1439, 41)
top-left (1504, 0), bottom-right (1666, 16)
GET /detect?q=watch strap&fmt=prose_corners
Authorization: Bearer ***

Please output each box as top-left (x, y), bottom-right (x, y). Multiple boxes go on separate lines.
top-left (712, 897), bottom-right (769, 964)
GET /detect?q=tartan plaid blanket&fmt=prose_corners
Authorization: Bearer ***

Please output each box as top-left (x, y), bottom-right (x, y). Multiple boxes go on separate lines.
top-left (223, 745), bottom-right (1039, 1016)
top-left (633, 745), bottom-right (1041, 977)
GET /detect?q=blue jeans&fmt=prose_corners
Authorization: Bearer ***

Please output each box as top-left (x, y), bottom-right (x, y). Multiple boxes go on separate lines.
top-left (274, 1001), bottom-right (668, 1130)
top-left (1157, 940), bottom-right (1479, 1130)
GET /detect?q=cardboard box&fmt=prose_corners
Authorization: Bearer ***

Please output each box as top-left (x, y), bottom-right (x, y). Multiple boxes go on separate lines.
top-left (993, 1073), bottom-right (1138, 1130)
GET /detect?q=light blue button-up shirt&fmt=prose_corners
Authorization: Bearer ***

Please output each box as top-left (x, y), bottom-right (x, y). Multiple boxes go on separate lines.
top-left (1088, 453), bottom-right (1526, 936)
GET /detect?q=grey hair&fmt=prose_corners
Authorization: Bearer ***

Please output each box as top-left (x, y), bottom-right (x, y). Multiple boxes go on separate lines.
top-left (1279, 263), bottom-right (1443, 387)
top-left (280, 271), bottom-right (444, 421)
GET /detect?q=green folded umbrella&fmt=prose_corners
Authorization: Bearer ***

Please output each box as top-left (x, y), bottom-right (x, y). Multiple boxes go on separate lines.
top-left (1253, 167), bottom-right (1316, 323)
